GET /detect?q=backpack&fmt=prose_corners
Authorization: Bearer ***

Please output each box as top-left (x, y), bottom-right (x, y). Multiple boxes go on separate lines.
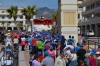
top-left (2, 56), bottom-right (13, 66)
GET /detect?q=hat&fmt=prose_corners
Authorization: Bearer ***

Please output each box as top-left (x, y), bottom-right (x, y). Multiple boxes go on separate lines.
top-left (97, 44), bottom-right (100, 46)
top-left (87, 50), bottom-right (91, 53)
top-left (91, 52), bottom-right (95, 55)
top-left (80, 44), bottom-right (84, 47)
top-left (50, 46), bottom-right (53, 49)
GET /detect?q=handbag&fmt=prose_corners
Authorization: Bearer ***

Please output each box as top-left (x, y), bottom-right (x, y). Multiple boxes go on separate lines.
top-left (2, 56), bottom-right (13, 66)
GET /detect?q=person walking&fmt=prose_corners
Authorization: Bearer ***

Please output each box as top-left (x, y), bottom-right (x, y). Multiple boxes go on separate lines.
top-left (41, 51), bottom-right (54, 66)
top-left (32, 55), bottom-right (41, 66)
top-left (96, 51), bottom-right (100, 66)
top-left (1, 52), bottom-right (13, 66)
top-left (76, 44), bottom-right (86, 64)
top-left (20, 35), bottom-right (26, 51)
top-left (37, 38), bottom-right (43, 53)
top-left (31, 37), bottom-right (38, 54)
top-left (69, 49), bottom-right (78, 66)
top-left (13, 36), bottom-right (19, 50)
top-left (55, 51), bottom-right (66, 66)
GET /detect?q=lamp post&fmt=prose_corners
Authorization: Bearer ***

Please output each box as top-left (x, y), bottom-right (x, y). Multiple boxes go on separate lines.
top-left (58, 0), bottom-right (61, 34)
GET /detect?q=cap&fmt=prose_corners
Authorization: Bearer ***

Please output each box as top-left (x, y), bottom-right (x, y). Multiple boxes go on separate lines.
top-left (87, 50), bottom-right (91, 53)
top-left (80, 44), bottom-right (84, 47)
top-left (97, 44), bottom-right (100, 46)
top-left (91, 52), bottom-right (95, 55)
top-left (50, 46), bottom-right (53, 49)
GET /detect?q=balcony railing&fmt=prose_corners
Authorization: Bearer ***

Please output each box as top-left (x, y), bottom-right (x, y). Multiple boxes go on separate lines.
top-left (82, 0), bottom-right (99, 6)
top-left (0, 12), bottom-right (22, 15)
top-left (82, 7), bottom-right (100, 15)
top-left (78, 17), bottom-right (100, 25)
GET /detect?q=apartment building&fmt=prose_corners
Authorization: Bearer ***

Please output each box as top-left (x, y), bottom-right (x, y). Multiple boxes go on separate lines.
top-left (79, 0), bottom-right (100, 37)
top-left (0, 8), bottom-right (36, 32)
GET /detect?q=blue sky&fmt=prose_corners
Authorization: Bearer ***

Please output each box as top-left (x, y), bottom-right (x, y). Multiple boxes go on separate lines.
top-left (0, 0), bottom-right (58, 9)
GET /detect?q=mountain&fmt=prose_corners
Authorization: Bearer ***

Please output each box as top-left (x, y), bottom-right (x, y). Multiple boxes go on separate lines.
top-left (36, 7), bottom-right (57, 19)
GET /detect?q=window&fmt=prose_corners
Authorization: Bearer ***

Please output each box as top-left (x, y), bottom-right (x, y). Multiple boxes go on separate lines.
top-left (78, 14), bottom-right (80, 19)
top-left (2, 11), bottom-right (5, 13)
top-left (20, 16), bottom-right (23, 19)
top-left (2, 16), bottom-right (5, 19)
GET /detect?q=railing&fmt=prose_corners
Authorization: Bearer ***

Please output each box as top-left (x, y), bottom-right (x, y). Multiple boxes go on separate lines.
top-left (82, 7), bottom-right (100, 15)
top-left (87, 37), bottom-right (100, 49)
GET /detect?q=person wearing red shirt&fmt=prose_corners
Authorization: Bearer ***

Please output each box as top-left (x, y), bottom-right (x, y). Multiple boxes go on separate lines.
top-left (31, 37), bottom-right (38, 54)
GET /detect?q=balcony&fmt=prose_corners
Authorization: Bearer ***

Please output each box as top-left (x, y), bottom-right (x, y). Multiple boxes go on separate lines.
top-left (78, 17), bottom-right (100, 26)
top-left (0, 12), bottom-right (22, 15)
top-left (82, 7), bottom-right (100, 15)
top-left (82, 0), bottom-right (99, 6)
top-left (78, 1), bottom-right (82, 5)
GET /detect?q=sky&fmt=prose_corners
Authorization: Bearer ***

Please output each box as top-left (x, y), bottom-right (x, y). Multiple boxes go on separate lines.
top-left (0, 0), bottom-right (58, 9)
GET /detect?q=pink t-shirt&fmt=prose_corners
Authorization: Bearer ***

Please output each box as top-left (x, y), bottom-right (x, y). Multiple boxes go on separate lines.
top-left (89, 57), bottom-right (96, 66)
top-left (98, 48), bottom-right (100, 52)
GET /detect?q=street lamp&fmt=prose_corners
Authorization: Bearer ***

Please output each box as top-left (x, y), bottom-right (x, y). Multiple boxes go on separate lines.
top-left (58, 0), bottom-right (61, 34)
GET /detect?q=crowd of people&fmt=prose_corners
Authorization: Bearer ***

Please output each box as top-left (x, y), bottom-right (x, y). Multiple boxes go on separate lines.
top-left (0, 31), bottom-right (100, 66)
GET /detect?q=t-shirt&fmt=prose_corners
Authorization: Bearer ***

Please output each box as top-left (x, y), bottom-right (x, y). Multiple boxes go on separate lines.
top-left (37, 40), bottom-right (43, 49)
top-left (31, 38), bottom-right (38, 46)
top-left (32, 60), bottom-right (41, 66)
top-left (13, 38), bottom-right (19, 44)
top-left (21, 37), bottom-right (26, 41)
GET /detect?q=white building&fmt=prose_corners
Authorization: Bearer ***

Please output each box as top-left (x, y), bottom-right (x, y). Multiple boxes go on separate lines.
top-left (78, 0), bottom-right (100, 37)
top-left (0, 8), bottom-right (52, 32)
top-left (0, 8), bottom-right (26, 31)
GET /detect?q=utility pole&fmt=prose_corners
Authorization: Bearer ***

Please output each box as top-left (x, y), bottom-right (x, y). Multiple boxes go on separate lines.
top-left (58, 0), bottom-right (61, 34)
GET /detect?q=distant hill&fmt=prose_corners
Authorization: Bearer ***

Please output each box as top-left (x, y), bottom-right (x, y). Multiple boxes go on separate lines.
top-left (36, 7), bottom-right (57, 19)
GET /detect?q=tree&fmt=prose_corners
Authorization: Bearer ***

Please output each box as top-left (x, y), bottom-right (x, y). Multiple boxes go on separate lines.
top-left (16, 22), bottom-right (23, 30)
top-left (22, 5), bottom-right (37, 32)
top-left (52, 11), bottom-right (58, 33)
top-left (0, 22), bottom-right (5, 31)
top-left (7, 6), bottom-right (18, 31)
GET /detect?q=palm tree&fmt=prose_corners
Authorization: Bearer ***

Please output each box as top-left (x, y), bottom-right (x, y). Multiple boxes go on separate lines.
top-left (7, 6), bottom-right (18, 30)
top-left (22, 5), bottom-right (37, 32)
top-left (52, 11), bottom-right (58, 33)
top-left (0, 22), bottom-right (5, 31)
top-left (16, 22), bottom-right (23, 30)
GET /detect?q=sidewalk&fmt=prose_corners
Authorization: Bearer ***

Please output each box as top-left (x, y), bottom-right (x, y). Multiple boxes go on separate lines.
top-left (18, 49), bottom-right (30, 66)
top-left (0, 45), bottom-right (5, 66)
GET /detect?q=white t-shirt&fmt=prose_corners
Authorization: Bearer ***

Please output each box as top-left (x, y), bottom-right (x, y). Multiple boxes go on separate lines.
top-left (32, 60), bottom-right (41, 66)
top-left (66, 45), bottom-right (74, 50)
top-left (13, 38), bottom-right (19, 44)
top-left (21, 37), bottom-right (26, 41)
top-left (70, 53), bottom-right (77, 61)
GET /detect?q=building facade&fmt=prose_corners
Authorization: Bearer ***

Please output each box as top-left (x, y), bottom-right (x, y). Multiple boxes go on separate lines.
top-left (60, 0), bottom-right (78, 43)
top-left (79, 0), bottom-right (100, 37)
top-left (0, 8), bottom-right (54, 32)
top-left (0, 8), bottom-right (25, 31)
